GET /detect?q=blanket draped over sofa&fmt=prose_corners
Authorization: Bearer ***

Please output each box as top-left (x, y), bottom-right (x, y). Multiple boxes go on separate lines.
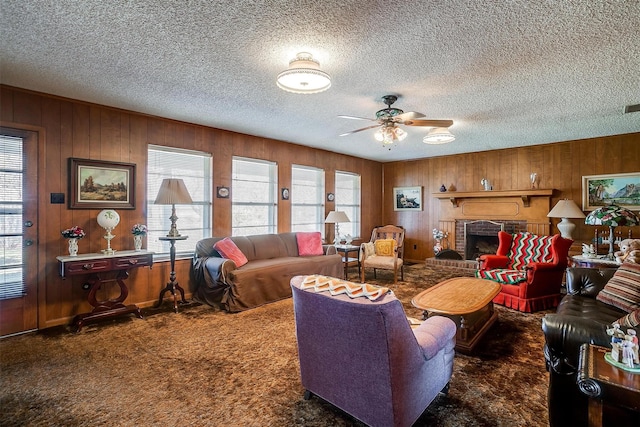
top-left (191, 233), bottom-right (342, 312)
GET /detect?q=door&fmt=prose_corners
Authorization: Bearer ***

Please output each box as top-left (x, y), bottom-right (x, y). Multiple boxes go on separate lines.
top-left (0, 127), bottom-right (38, 336)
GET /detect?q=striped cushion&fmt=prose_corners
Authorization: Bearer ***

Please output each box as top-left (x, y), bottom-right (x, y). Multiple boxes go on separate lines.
top-left (596, 262), bottom-right (640, 313)
top-left (506, 232), bottom-right (554, 270)
top-left (617, 308), bottom-right (640, 328)
top-left (476, 269), bottom-right (527, 285)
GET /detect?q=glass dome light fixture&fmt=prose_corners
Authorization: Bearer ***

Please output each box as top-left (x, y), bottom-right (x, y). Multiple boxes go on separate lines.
top-left (276, 52), bottom-right (331, 94)
top-left (374, 124), bottom-right (407, 145)
top-left (423, 127), bottom-right (455, 144)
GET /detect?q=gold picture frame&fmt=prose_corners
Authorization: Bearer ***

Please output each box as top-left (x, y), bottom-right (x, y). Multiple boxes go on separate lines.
top-left (69, 158), bottom-right (135, 209)
top-left (582, 172), bottom-right (640, 211)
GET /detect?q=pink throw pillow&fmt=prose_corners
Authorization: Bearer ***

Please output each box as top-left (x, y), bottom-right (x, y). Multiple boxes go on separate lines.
top-left (213, 237), bottom-right (248, 267)
top-left (296, 232), bottom-right (324, 256)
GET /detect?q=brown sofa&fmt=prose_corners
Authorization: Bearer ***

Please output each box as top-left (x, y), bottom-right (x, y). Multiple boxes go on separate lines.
top-left (191, 233), bottom-right (342, 312)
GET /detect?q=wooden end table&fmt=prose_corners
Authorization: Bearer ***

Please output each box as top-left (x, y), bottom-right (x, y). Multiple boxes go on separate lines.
top-left (412, 277), bottom-right (501, 353)
top-left (570, 255), bottom-right (620, 269)
top-left (577, 343), bottom-right (640, 427)
top-left (334, 244), bottom-right (360, 280)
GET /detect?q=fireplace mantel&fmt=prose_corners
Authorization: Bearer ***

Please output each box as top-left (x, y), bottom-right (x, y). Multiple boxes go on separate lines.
top-left (432, 189), bottom-right (554, 207)
top-left (434, 189), bottom-right (557, 253)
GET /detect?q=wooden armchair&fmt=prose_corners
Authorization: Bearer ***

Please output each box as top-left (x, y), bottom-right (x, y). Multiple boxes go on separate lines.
top-left (360, 225), bottom-right (405, 284)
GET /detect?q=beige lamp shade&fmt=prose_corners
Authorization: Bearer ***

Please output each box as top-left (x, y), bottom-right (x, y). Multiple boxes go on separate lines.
top-left (547, 199), bottom-right (585, 240)
top-left (325, 211), bottom-right (350, 224)
top-left (154, 178), bottom-right (193, 205)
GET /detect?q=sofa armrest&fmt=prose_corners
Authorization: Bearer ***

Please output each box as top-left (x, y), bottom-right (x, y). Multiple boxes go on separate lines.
top-left (323, 245), bottom-right (337, 255)
top-left (541, 313), bottom-right (611, 374)
top-left (200, 257), bottom-right (236, 286)
top-left (565, 267), bottom-right (617, 297)
top-left (413, 316), bottom-right (457, 359)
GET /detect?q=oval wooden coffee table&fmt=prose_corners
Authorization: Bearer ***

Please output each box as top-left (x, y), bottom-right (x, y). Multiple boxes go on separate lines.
top-left (412, 277), bottom-right (501, 353)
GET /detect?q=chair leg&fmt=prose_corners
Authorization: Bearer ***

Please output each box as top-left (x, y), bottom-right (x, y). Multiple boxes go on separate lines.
top-left (303, 390), bottom-right (313, 400)
top-left (373, 268), bottom-right (377, 278)
top-left (401, 264), bottom-right (404, 281)
top-left (440, 382), bottom-right (450, 395)
top-left (360, 265), bottom-right (365, 283)
top-left (393, 266), bottom-right (397, 284)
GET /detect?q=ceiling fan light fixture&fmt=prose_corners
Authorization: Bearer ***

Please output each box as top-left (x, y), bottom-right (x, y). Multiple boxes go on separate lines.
top-left (423, 127), bottom-right (455, 144)
top-left (276, 52), bottom-right (331, 94)
top-left (374, 125), bottom-right (407, 144)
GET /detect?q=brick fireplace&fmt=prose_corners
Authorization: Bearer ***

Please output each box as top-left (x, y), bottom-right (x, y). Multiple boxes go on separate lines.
top-left (432, 189), bottom-right (554, 260)
top-left (456, 219), bottom-right (527, 260)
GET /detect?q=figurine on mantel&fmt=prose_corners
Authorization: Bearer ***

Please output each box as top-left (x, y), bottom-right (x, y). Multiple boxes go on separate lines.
top-left (480, 178), bottom-right (492, 191)
top-left (439, 184), bottom-right (447, 192)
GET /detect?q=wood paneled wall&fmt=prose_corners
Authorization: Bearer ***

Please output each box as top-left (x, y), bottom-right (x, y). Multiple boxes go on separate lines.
top-left (0, 86), bottom-right (383, 328)
top-left (383, 133), bottom-right (640, 262)
top-left (2, 84), bottom-right (638, 330)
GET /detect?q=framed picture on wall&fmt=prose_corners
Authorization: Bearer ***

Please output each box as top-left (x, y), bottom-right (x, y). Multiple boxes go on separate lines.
top-left (69, 158), bottom-right (136, 209)
top-left (393, 186), bottom-right (422, 211)
top-left (582, 172), bottom-right (640, 211)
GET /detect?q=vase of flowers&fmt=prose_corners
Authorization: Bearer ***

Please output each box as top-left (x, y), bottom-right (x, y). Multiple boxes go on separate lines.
top-left (131, 224), bottom-right (147, 251)
top-left (432, 228), bottom-right (448, 254)
top-left (61, 226), bottom-right (86, 256)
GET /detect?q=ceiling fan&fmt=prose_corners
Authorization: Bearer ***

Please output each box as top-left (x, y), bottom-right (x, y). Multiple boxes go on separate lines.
top-left (339, 95), bottom-right (453, 145)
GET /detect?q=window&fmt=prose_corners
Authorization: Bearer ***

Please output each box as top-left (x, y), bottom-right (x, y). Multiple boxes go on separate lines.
top-left (291, 165), bottom-right (325, 236)
top-left (232, 157), bottom-right (277, 236)
top-left (335, 171), bottom-right (361, 239)
top-left (0, 135), bottom-right (24, 299)
top-left (147, 145), bottom-right (212, 256)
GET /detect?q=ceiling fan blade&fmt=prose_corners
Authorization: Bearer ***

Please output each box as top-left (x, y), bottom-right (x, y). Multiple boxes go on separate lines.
top-left (403, 119), bottom-right (454, 127)
top-left (338, 115), bottom-right (377, 122)
top-left (339, 124), bottom-right (382, 136)
top-left (395, 111), bottom-right (425, 122)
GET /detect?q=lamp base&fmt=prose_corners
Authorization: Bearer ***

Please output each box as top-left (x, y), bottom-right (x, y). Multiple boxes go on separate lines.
top-left (556, 218), bottom-right (576, 240)
top-left (166, 204), bottom-right (182, 237)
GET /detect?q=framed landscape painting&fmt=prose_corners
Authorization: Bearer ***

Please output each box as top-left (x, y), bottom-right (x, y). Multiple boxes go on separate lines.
top-left (69, 158), bottom-right (136, 209)
top-left (393, 186), bottom-right (422, 211)
top-left (582, 172), bottom-right (640, 211)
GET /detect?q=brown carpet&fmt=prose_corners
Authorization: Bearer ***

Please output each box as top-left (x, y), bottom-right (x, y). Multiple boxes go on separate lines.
top-left (0, 265), bottom-right (550, 427)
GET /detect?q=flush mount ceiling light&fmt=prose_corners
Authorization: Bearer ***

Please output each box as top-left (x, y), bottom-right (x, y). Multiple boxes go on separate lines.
top-left (276, 52), bottom-right (331, 94)
top-left (374, 124), bottom-right (407, 145)
top-left (423, 127), bottom-right (455, 144)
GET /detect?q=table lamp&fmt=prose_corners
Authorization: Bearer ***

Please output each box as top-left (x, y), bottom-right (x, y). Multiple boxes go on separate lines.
top-left (325, 211), bottom-right (350, 245)
top-left (154, 178), bottom-right (193, 237)
top-left (585, 203), bottom-right (640, 259)
top-left (547, 199), bottom-right (585, 240)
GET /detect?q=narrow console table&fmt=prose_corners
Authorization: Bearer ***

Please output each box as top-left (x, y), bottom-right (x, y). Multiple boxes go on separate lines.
top-left (57, 250), bottom-right (154, 332)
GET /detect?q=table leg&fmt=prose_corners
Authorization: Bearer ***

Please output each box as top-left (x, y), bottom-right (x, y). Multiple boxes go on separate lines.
top-left (154, 239), bottom-right (187, 312)
top-left (73, 270), bottom-right (143, 332)
top-left (587, 398), bottom-right (603, 427)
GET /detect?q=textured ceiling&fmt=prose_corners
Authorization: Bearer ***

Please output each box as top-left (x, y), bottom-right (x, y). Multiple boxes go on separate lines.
top-left (1, 1), bottom-right (639, 162)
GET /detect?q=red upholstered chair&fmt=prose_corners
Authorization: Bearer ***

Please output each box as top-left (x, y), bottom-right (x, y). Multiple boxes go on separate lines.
top-left (476, 231), bottom-right (573, 312)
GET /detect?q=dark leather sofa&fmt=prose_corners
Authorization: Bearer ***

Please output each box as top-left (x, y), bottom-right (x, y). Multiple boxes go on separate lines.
top-left (541, 267), bottom-right (639, 427)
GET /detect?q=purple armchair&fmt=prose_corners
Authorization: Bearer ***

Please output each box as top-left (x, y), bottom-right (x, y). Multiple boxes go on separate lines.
top-left (290, 276), bottom-right (456, 427)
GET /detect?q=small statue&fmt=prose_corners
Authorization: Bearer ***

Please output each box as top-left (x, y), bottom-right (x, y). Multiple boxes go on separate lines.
top-left (439, 184), bottom-right (447, 192)
top-left (582, 243), bottom-right (596, 258)
top-left (481, 178), bottom-right (491, 191)
top-left (530, 172), bottom-right (537, 189)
